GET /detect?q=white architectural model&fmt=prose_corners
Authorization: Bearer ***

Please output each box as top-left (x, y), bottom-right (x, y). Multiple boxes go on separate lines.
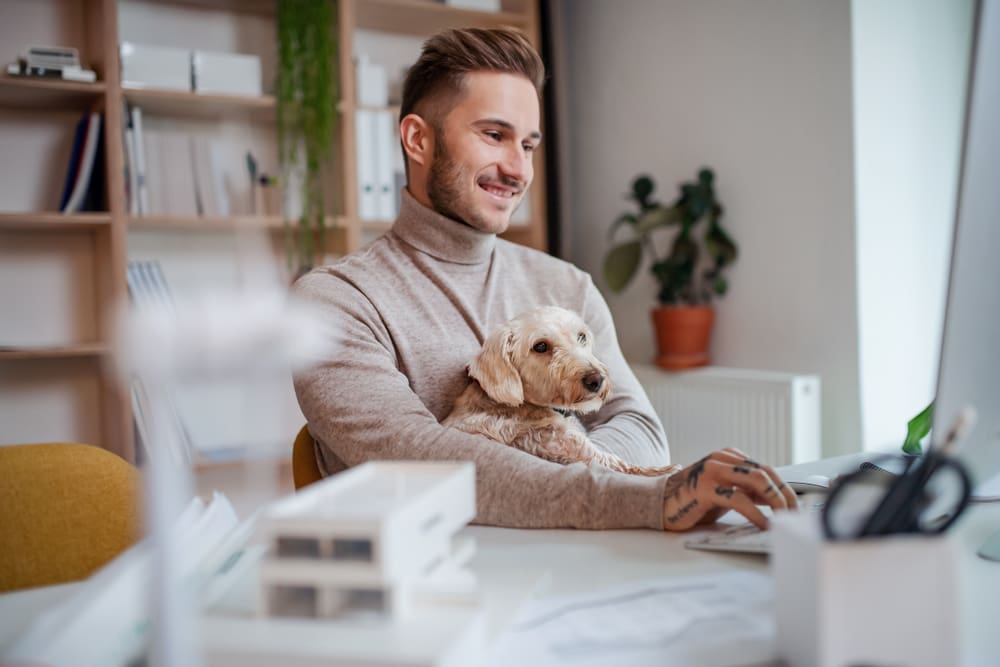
top-left (257, 461), bottom-right (478, 619)
top-left (202, 461), bottom-right (486, 667)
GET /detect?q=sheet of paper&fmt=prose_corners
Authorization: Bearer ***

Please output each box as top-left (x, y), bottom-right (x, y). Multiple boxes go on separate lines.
top-left (488, 571), bottom-right (775, 667)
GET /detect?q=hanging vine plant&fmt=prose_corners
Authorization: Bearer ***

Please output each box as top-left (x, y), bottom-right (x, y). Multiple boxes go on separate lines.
top-left (277, 0), bottom-right (338, 276)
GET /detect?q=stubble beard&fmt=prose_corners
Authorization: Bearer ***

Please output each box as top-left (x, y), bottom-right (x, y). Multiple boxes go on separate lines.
top-left (426, 133), bottom-right (521, 234)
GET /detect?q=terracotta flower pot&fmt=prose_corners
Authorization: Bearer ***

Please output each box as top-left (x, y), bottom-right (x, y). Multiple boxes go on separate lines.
top-left (652, 305), bottom-right (715, 370)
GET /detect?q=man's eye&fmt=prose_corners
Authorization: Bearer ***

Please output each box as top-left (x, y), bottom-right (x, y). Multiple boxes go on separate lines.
top-left (577, 333), bottom-right (587, 344)
top-left (485, 130), bottom-right (502, 141)
top-left (532, 341), bottom-right (549, 353)
top-left (523, 143), bottom-right (535, 153)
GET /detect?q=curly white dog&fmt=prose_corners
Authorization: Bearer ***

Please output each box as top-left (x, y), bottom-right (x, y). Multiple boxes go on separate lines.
top-left (444, 306), bottom-right (680, 477)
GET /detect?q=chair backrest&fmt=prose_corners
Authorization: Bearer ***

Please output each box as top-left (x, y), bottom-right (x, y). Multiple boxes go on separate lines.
top-left (0, 442), bottom-right (142, 593)
top-left (292, 425), bottom-right (323, 490)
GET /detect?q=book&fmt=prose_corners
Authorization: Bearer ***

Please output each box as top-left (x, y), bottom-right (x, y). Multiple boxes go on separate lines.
top-left (61, 112), bottom-right (102, 213)
top-left (58, 113), bottom-right (89, 210)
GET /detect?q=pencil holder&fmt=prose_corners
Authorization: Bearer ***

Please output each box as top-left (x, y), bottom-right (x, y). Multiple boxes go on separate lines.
top-left (770, 511), bottom-right (961, 667)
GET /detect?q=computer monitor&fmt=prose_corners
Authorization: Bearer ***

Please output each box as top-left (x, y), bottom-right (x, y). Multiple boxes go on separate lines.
top-left (932, 0), bottom-right (1000, 558)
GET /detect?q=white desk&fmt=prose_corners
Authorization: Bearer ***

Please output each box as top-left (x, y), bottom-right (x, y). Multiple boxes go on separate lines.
top-left (3, 456), bottom-right (1000, 665)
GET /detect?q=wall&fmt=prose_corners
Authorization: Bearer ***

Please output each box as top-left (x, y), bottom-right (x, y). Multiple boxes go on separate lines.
top-left (558, 0), bottom-right (861, 456)
top-left (852, 0), bottom-right (974, 451)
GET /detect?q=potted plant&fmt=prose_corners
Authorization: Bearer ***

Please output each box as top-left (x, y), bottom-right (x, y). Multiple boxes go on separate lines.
top-left (277, 0), bottom-right (339, 277)
top-left (603, 168), bottom-right (738, 370)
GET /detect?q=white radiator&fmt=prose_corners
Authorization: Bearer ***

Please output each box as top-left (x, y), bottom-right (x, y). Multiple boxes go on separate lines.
top-left (631, 364), bottom-right (821, 467)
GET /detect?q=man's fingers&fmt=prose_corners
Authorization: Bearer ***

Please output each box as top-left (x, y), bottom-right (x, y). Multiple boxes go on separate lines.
top-left (709, 486), bottom-right (770, 530)
top-left (718, 464), bottom-right (788, 512)
top-left (716, 449), bottom-right (799, 510)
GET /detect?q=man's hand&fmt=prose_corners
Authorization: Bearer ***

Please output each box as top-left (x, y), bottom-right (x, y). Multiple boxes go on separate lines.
top-left (661, 448), bottom-right (798, 531)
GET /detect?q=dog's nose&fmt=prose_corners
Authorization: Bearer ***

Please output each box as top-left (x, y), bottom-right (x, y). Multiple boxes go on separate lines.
top-left (582, 372), bottom-right (605, 394)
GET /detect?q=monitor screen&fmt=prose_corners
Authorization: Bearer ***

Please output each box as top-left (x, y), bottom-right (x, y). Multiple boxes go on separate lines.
top-left (933, 0), bottom-right (1000, 490)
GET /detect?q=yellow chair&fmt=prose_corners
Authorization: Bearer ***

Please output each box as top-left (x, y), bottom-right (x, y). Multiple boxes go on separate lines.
top-left (0, 443), bottom-right (143, 593)
top-left (292, 425), bottom-right (323, 490)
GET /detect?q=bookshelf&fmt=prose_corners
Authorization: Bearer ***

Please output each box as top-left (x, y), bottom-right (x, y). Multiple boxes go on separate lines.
top-left (122, 87), bottom-right (276, 121)
top-left (0, 78), bottom-right (106, 109)
top-left (1, 0), bottom-right (547, 466)
top-left (0, 0), bottom-right (130, 461)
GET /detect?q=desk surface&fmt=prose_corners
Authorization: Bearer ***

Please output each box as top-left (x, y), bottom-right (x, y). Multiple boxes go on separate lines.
top-left (3, 455), bottom-right (1000, 665)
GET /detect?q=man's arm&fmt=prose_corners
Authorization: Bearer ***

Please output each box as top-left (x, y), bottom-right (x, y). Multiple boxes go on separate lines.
top-left (577, 276), bottom-right (672, 467)
top-left (292, 272), bottom-right (668, 530)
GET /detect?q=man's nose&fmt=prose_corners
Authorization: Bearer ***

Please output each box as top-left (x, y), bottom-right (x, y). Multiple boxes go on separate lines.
top-left (499, 145), bottom-right (532, 185)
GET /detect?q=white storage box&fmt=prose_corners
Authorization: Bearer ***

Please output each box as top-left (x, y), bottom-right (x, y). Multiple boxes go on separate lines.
top-left (120, 42), bottom-right (190, 91)
top-left (771, 511), bottom-right (962, 667)
top-left (193, 49), bottom-right (262, 96)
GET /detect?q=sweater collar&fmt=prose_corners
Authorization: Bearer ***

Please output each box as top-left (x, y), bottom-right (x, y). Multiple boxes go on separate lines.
top-left (391, 189), bottom-right (496, 264)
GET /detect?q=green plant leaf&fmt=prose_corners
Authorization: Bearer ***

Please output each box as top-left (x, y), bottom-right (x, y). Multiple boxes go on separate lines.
top-left (631, 175), bottom-right (655, 207)
top-left (278, 0), bottom-right (338, 275)
top-left (603, 241), bottom-right (643, 292)
top-left (635, 206), bottom-right (680, 235)
top-left (902, 401), bottom-right (934, 454)
top-left (705, 223), bottom-right (738, 267)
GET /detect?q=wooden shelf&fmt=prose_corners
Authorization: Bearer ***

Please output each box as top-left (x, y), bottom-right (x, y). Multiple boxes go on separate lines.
top-left (130, 0), bottom-right (278, 15)
top-left (355, 0), bottom-right (529, 34)
top-left (0, 343), bottom-right (109, 361)
top-left (122, 87), bottom-right (276, 121)
top-left (0, 77), bottom-right (105, 111)
top-left (130, 215), bottom-right (346, 230)
top-left (0, 212), bottom-right (111, 230)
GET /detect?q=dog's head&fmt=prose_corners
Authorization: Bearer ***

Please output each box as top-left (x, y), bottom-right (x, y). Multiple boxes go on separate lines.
top-left (469, 306), bottom-right (611, 413)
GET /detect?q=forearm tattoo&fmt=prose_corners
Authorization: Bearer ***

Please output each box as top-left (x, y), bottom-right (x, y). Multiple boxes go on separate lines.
top-left (665, 499), bottom-right (699, 525)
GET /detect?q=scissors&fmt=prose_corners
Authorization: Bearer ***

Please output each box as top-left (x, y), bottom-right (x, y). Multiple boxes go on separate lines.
top-left (822, 449), bottom-right (973, 540)
top-left (822, 407), bottom-right (977, 541)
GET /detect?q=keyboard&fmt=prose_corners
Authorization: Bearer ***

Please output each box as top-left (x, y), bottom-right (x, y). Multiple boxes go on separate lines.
top-left (683, 497), bottom-right (825, 555)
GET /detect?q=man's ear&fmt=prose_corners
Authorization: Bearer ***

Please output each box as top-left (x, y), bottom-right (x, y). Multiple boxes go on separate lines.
top-left (469, 327), bottom-right (524, 406)
top-left (400, 113), bottom-right (432, 168)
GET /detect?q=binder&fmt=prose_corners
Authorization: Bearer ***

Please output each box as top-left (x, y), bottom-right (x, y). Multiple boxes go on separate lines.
top-left (130, 106), bottom-right (150, 216)
top-left (123, 104), bottom-right (140, 216)
top-left (374, 109), bottom-right (397, 220)
top-left (355, 109), bottom-right (378, 220)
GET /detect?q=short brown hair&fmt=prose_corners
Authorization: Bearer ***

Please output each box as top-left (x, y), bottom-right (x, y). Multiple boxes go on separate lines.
top-left (400, 27), bottom-right (545, 127)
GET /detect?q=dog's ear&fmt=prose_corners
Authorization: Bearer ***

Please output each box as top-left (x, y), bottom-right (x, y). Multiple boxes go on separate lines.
top-left (469, 326), bottom-right (524, 406)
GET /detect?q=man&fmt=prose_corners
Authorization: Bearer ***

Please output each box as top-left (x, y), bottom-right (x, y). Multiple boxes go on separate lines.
top-left (293, 27), bottom-right (797, 531)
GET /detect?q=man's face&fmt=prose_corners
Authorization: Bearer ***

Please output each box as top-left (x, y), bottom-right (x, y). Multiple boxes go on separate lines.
top-left (425, 71), bottom-right (541, 234)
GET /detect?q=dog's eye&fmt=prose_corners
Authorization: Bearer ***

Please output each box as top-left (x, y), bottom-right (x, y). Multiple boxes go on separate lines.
top-left (532, 341), bottom-right (549, 353)
top-left (578, 332), bottom-right (587, 344)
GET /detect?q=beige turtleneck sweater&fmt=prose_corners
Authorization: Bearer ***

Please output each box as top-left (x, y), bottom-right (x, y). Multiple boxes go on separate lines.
top-left (292, 190), bottom-right (673, 530)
